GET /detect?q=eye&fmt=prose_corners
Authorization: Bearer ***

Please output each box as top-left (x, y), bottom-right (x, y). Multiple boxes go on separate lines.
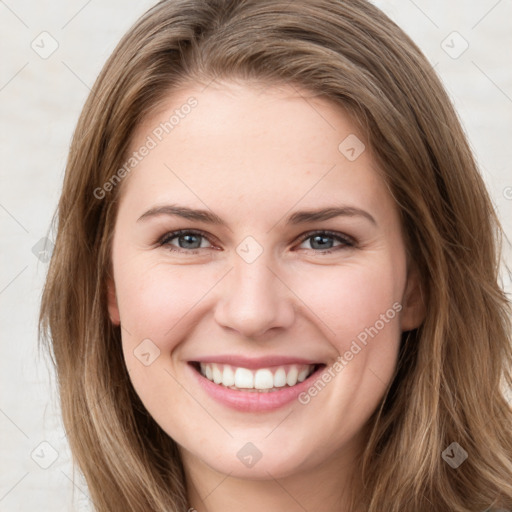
top-left (157, 229), bottom-right (355, 255)
top-left (159, 229), bottom-right (214, 253)
top-left (296, 230), bottom-right (355, 254)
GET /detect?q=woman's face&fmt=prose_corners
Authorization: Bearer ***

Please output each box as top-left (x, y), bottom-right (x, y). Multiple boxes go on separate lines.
top-left (107, 81), bottom-right (423, 481)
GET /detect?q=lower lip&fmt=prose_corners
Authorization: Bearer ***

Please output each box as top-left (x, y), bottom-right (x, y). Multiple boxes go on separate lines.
top-left (188, 362), bottom-right (326, 412)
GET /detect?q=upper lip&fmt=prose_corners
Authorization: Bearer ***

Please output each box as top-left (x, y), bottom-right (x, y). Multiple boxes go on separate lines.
top-left (189, 355), bottom-right (324, 369)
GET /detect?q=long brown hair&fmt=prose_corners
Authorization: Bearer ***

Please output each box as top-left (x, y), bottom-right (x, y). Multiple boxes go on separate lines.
top-left (39, 0), bottom-right (512, 510)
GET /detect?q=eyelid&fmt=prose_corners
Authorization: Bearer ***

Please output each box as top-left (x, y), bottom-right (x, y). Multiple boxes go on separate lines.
top-left (158, 228), bottom-right (215, 248)
top-left (157, 228), bottom-right (357, 255)
top-left (295, 229), bottom-right (355, 248)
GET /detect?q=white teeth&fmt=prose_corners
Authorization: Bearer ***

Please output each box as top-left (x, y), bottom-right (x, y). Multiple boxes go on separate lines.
top-left (212, 364), bottom-right (223, 384)
top-left (273, 367), bottom-right (287, 387)
top-left (297, 368), bottom-right (310, 382)
top-left (286, 366), bottom-right (298, 386)
top-left (197, 362), bottom-right (317, 390)
top-left (254, 369), bottom-right (274, 389)
top-left (222, 365), bottom-right (235, 386)
top-left (234, 367), bottom-right (254, 388)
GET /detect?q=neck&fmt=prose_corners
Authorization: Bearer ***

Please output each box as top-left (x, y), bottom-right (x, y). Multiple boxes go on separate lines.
top-left (180, 433), bottom-right (365, 512)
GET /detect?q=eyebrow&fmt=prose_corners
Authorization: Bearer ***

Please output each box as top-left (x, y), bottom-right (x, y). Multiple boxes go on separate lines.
top-left (137, 204), bottom-right (377, 226)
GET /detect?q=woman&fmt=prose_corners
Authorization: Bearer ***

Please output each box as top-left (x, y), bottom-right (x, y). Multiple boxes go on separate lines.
top-left (39, 0), bottom-right (512, 510)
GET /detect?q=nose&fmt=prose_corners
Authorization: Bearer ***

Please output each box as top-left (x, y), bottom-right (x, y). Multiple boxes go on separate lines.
top-left (213, 253), bottom-right (296, 339)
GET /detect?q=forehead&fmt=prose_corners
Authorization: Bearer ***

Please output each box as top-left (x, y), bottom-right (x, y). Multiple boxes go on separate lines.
top-left (118, 81), bottom-right (394, 224)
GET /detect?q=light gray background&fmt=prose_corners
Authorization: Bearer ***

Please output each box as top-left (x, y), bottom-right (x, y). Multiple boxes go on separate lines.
top-left (1, 1), bottom-right (511, 510)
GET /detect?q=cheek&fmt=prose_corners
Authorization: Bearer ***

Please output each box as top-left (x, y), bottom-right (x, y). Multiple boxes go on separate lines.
top-left (289, 255), bottom-right (405, 348)
top-left (115, 260), bottom-right (212, 342)
top-left (113, 260), bottom-right (215, 421)
top-left (287, 259), bottom-right (404, 440)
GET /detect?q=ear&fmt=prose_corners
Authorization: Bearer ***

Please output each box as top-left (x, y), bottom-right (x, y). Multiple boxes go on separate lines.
top-left (106, 276), bottom-right (121, 325)
top-left (400, 264), bottom-right (426, 332)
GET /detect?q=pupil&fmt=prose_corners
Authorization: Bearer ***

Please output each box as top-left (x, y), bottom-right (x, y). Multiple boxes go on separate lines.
top-left (311, 235), bottom-right (332, 250)
top-left (180, 234), bottom-right (200, 249)
top-left (176, 234), bottom-right (334, 250)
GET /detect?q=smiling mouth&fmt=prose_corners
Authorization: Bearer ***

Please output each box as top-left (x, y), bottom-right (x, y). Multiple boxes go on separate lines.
top-left (189, 361), bottom-right (325, 392)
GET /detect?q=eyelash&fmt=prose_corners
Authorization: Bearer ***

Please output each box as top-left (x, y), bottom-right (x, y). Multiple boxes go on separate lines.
top-left (157, 229), bottom-right (356, 255)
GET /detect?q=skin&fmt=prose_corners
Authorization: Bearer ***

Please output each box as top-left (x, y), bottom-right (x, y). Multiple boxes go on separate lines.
top-left (107, 80), bottom-right (425, 511)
